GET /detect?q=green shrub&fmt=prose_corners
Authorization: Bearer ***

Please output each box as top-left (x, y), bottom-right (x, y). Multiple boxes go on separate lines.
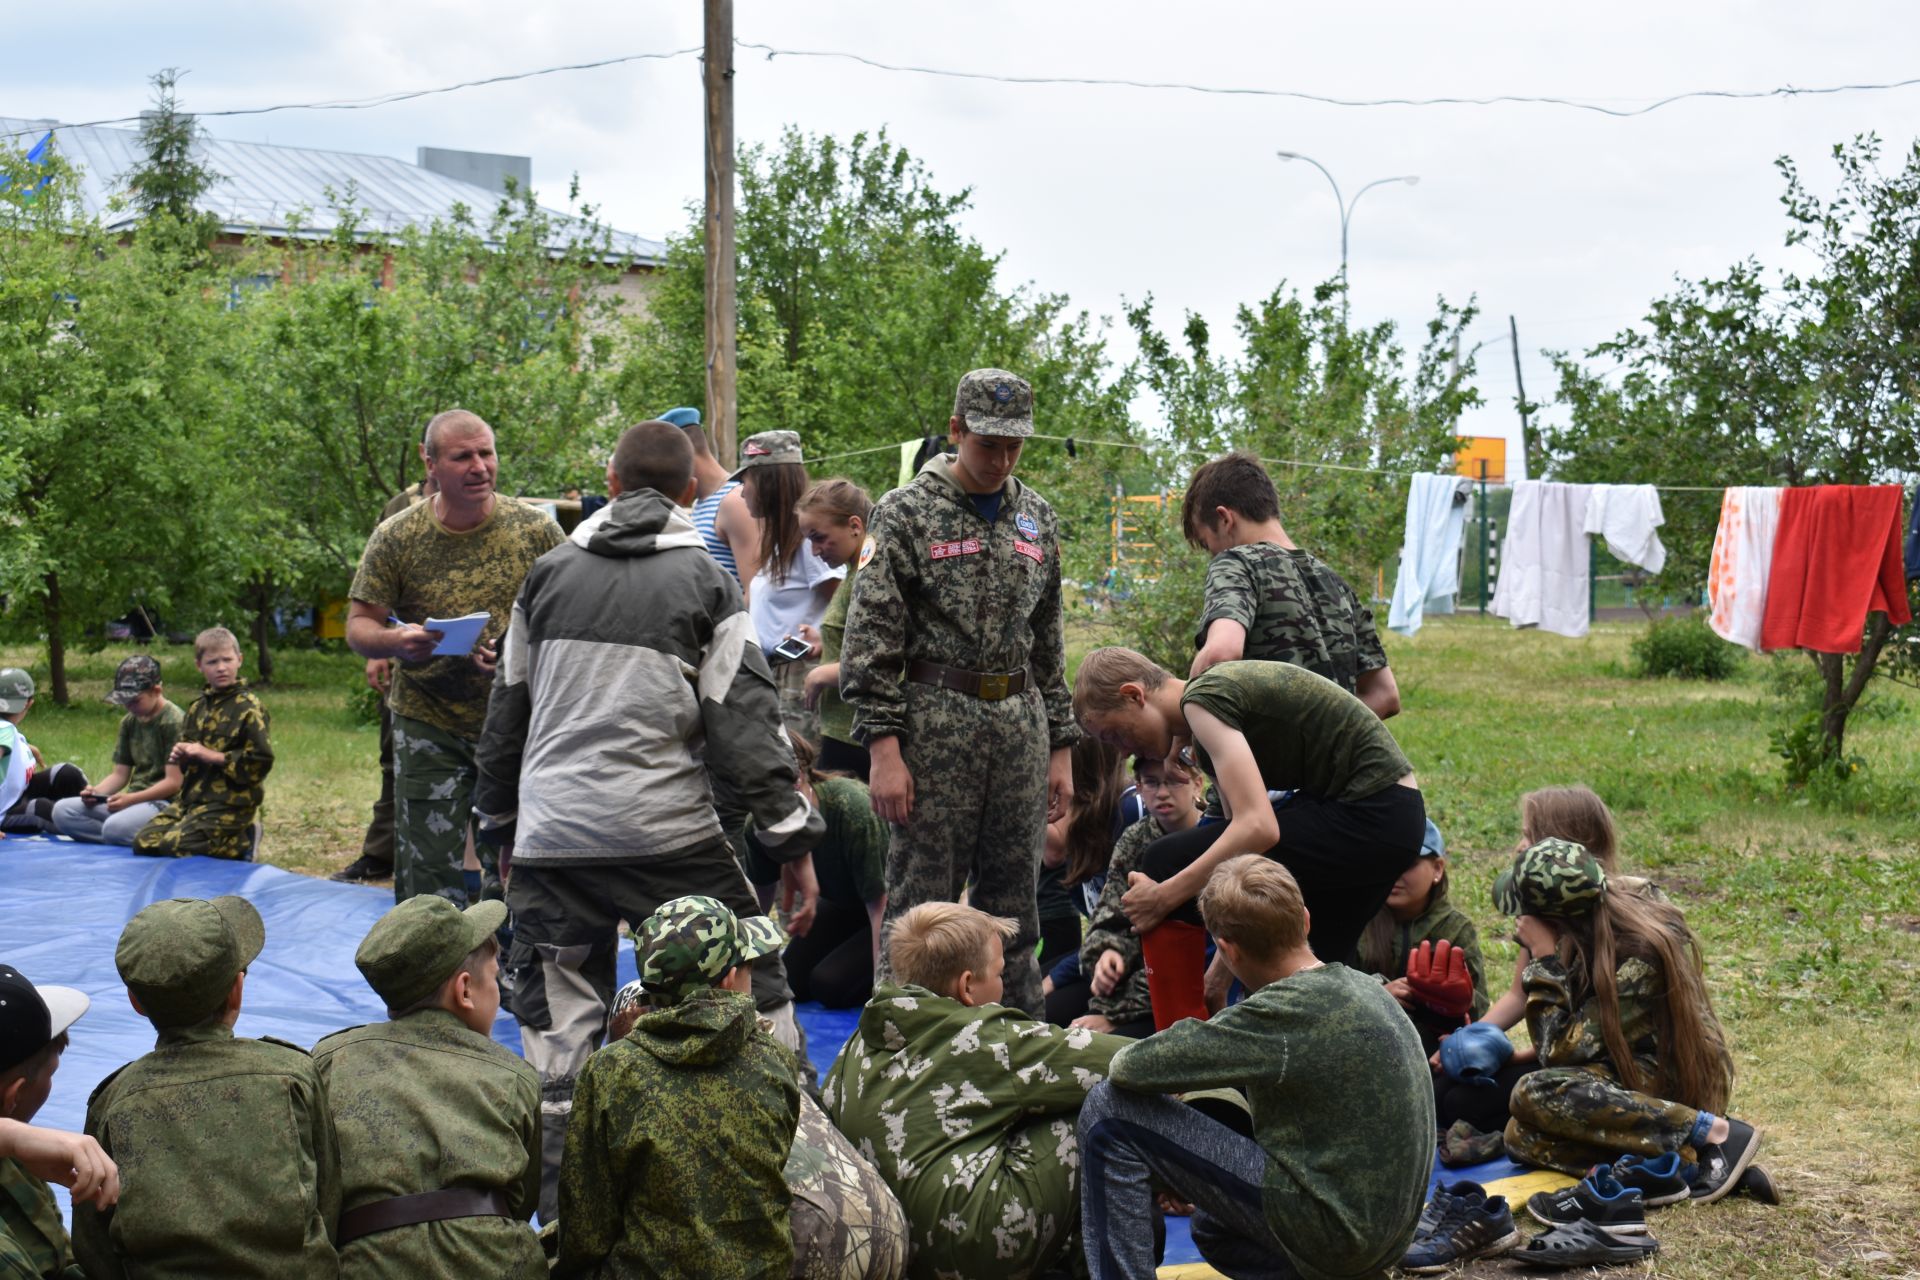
top-left (345, 679), bottom-right (383, 728)
top-left (1629, 615), bottom-right (1743, 681)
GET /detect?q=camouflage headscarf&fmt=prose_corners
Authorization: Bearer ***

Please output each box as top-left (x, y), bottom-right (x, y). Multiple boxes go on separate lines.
top-left (1493, 837), bottom-right (1608, 918)
top-left (637, 895), bottom-right (787, 1000)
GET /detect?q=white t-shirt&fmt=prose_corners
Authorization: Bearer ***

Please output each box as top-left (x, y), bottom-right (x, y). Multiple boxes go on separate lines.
top-left (0, 721), bottom-right (31, 816)
top-left (749, 543), bottom-right (846, 655)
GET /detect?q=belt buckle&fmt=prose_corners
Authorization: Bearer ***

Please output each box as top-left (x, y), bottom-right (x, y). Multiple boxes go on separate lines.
top-left (977, 672), bottom-right (1010, 701)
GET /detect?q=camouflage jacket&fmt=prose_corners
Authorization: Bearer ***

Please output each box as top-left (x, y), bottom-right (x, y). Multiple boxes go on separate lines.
top-left (175, 681), bottom-right (273, 816)
top-left (787, 1089), bottom-right (908, 1280)
top-left (1077, 818), bottom-right (1158, 1025)
top-left (840, 457), bottom-right (1077, 751)
top-left (0, 1157), bottom-right (79, 1280)
top-left (821, 984), bottom-right (1125, 1280)
top-left (1354, 899), bottom-right (1491, 1055)
top-left (557, 987), bottom-right (800, 1280)
top-left (1195, 542), bottom-right (1387, 691)
top-left (71, 1024), bottom-right (341, 1280)
top-left (313, 1009), bottom-right (543, 1280)
top-left (1524, 955), bottom-right (1665, 1082)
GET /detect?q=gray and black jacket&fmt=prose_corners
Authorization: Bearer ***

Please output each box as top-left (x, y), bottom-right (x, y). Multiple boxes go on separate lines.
top-left (474, 488), bottom-right (823, 864)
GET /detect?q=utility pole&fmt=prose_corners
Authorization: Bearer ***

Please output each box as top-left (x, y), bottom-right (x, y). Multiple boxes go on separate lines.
top-left (1509, 314), bottom-right (1532, 481)
top-left (703, 0), bottom-right (738, 465)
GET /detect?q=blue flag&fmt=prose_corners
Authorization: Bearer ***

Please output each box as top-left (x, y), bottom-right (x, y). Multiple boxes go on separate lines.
top-left (2, 130), bottom-right (54, 198)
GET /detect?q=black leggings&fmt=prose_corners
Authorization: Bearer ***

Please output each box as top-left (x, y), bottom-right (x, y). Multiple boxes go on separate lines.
top-left (1435, 1060), bottom-right (1535, 1133)
top-left (783, 896), bottom-right (876, 1009)
top-left (1, 763), bottom-right (86, 832)
top-left (1140, 785), bottom-right (1426, 965)
top-left (815, 736), bottom-right (871, 783)
top-left (1043, 975), bottom-right (1156, 1039)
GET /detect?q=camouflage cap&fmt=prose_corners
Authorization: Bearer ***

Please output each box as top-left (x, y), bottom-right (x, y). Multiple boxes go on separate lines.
top-left (355, 894), bottom-right (506, 1012)
top-left (107, 655), bottom-right (163, 708)
top-left (0, 668), bottom-right (34, 715)
top-left (729, 430), bottom-right (805, 478)
top-left (953, 368), bottom-right (1034, 438)
top-left (637, 895), bottom-right (787, 1000)
top-left (1493, 837), bottom-right (1609, 918)
top-left (116, 896), bottom-right (265, 1027)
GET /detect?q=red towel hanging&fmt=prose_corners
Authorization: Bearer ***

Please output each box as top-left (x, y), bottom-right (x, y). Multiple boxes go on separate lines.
top-left (1759, 485), bottom-right (1911, 654)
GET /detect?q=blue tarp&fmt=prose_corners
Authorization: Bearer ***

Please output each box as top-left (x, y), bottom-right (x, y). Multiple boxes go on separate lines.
top-left (0, 835), bottom-right (1531, 1265)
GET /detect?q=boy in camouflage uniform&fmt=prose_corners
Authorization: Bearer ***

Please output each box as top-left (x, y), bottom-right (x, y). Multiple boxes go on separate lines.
top-left (131, 629), bottom-right (273, 861)
top-left (315, 895), bottom-right (543, 1279)
top-left (558, 897), bottom-right (801, 1279)
top-left (822, 903), bottom-right (1127, 1280)
top-left (71, 896), bottom-right (341, 1279)
top-left (1182, 450), bottom-right (1399, 717)
top-left (840, 369), bottom-right (1079, 1017)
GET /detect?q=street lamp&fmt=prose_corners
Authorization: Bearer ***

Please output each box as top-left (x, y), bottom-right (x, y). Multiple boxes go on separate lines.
top-left (1275, 150), bottom-right (1418, 313)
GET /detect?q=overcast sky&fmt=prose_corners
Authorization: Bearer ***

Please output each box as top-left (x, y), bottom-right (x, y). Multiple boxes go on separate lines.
top-left (17, 2), bottom-right (1920, 480)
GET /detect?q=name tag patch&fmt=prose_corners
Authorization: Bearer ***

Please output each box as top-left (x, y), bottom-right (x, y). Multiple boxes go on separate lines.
top-left (1014, 540), bottom-right (1045, 563)
top-left (931, 538), bottom-right (982, 560)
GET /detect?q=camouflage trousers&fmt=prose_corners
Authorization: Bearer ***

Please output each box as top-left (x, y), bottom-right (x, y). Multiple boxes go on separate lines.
top-left (876, 683), bottom-right (1050, 1015)
top-left (1504, 1064), bottom-right (1703, 1175)
top-left (788, 1091), bottom-right (908, 1280)
top-left (773, 655), bottom-right (820, 743)
top-left (390, 712), bottom-right (494, 906)
top-left (356, 699), bottom-right (396, 872)
top-left (131, 800), bottom-right (258, 861)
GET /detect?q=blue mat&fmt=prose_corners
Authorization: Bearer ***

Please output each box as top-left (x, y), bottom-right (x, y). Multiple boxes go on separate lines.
top-left (0, 835), bottom-right (1542, 1263)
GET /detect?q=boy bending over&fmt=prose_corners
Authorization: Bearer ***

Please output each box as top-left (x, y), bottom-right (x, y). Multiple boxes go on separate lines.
top-left (132, 628), bottom-right (273, 860)
top-left (823, 903), bottom-right (1126, 1280)
top-left (1078, 856), bottom-right (1433, 1280)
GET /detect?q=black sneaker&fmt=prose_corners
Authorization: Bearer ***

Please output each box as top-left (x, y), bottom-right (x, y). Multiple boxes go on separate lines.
top-left (1526, 1167), bottom-right (1647, 1235)
top-left (1690, 1118), bottom-right (1762, 1205)
top-left (1611, 1151), bottom-right (1692, 1207)
top-left (1400, 1191), bottom-right (1520, 1272)
top-left (1413, 1179), bottom-right (1480, 1240)
top-left (1736, 1164), bottom-right (1781, 1205)
top-left (330, 854), bottom-right (394, 884)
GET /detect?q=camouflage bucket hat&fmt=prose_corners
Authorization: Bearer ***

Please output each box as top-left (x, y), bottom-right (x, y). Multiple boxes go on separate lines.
top-left (637, 895), bottom-right (788, 999)
top-left (0, 668), bottom-right (34, 715)
top-left (953, 368), bottom-right (1034, 438)
top-left (729, 430), bottom-right (805, 478)
top-left (107, 655), bottom-right (163, 707)
top-left (1493, 837), bottom-right (1609, 918)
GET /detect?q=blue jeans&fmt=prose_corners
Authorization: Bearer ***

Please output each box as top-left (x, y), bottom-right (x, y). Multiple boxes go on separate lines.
top-left (1079, 1082), bottom-right (1300, 1280)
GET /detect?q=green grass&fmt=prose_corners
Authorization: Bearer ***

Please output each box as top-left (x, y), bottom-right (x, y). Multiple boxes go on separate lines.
top-left (11, 618), bottom-right (1920, 1275)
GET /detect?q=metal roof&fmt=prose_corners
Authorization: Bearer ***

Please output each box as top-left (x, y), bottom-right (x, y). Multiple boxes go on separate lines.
top-left (0, 116), bottom-right (663, 267)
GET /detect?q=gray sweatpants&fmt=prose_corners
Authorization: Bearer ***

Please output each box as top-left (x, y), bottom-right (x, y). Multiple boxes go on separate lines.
top-left (51, 796), bottom-right (168, 846)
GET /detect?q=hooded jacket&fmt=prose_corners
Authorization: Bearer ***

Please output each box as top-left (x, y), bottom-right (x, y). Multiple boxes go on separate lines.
top-left (474, 488), bottom-right (823, 864)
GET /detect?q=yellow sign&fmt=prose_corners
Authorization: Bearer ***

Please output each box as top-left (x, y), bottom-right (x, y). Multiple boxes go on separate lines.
top-left (1455, 436), bottom-right (1506, 484)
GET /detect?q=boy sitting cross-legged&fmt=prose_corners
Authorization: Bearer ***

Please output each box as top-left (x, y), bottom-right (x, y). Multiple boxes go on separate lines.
top-left (556, 896), bottom-right (801, 1280)
top-left (823, 902), bottom-right (1128, 1280)
top-left (1077, 856), bottom-right (1434, 1280)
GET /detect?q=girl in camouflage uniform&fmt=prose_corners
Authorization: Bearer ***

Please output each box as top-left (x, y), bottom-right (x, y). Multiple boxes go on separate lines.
top-left (1494, 839), bottom-right (1762, 1201)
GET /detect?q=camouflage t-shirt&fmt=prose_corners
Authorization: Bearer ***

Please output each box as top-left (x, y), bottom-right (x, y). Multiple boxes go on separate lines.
top-left (1195, 543), bottom-right (1387, 690)
top-left (1181, 661), bottom-right (1412, 803)
top-left (113, 698), bottom-right (185, 792)
top-left (350, 497), bottom-right (563, 740)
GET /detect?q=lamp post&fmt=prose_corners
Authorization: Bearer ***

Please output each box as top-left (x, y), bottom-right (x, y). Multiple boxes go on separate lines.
top-left (1274, 150), bottom-right (1418, 316)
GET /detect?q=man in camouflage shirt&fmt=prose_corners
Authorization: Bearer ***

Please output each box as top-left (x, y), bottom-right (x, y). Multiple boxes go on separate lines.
top-left (557, 897), bottom-right (800, 1279)
top-left (1182, 451), bottom-right (1400, 717)
top-left (840, 369), bottom-right (1079, 1016)
top-left (131, 629), bottom-right (272, 861)
top-left (348, 409), bottom-right (564, 905)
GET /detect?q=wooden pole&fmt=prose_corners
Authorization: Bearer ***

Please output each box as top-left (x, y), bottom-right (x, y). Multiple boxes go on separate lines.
top-left (703, 0), bottom-right (738, 465)
top-left (1509, 314), bottom-right (1532, 481)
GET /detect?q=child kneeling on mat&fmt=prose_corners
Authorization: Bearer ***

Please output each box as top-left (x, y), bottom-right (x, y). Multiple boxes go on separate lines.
top-left (1078, 855), bottom-right (1433, 1280)
top-left (823, 902), bottom-right (1127, 1280)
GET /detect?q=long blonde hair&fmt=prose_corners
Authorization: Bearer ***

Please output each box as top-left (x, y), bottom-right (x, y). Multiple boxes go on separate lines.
top-left (1522, 786), bottom-right (1619, 872)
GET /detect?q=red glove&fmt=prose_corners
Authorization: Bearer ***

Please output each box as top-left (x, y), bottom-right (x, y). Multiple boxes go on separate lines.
top-left (1405, 938), bottom-right (1474, 1019)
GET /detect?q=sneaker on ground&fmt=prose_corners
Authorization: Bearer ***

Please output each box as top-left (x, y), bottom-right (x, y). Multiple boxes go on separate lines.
top-left (1526, 1167), bottom-right (1647, 1235)
top-left (330, 854), bottom-right (394, 884)
top-left (1414, 1180), bottom-right (1483, 1241)
top-left (1400, 1191), bottom-right (1520, 1272)
top-left (1690, 1118), bottom-right (1762, 1205)
top-left (1736, 1164), bottom-right (1781, 1205)
top-left (1610, 1151), bottom-right (1692, 1207)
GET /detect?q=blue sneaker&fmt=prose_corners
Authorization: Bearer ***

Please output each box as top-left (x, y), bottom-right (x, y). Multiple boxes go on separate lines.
top-left (1526, 1166), bottom-right (1648, 1235)
top-left (1400, 1190), bottom-right (1520, 1273)
top-left (1611, 1151), bottom-right (1692, 1207)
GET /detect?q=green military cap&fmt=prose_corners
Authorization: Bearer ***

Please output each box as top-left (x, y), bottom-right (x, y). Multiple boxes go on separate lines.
top-left (0, 668), bottom-right (34, 714)
top-left (356, 895), bottom-right (508, 1011)
top-left (953, 368), bottom-right (1034, 438)
top-left (116, 896), bottom-right (265, 1027)
top-left (637, 895), bottom-right (786, 1001)
top-left (730, 430), bottom-right (805, 479)
top-left (1493, 837), bottom-right (1609, 919)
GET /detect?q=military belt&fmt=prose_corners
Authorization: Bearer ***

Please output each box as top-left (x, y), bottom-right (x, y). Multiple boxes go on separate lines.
top-left (335, 1187), bottom-right (513, 1245)
top-left (907, 659), bottom-right (1028, 701)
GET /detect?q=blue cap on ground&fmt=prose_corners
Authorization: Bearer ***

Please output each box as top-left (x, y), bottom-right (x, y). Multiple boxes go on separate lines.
top-left (659, 407), bottom-right (701, 428)
top-left (1440, 1022), bottom-right (1514, 1086)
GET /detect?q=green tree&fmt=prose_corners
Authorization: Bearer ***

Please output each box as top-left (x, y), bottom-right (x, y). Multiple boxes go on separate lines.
top-left (123, 68), bottom-right (224, 258)
top-left (1545, 135), bottom-right (1920, 766)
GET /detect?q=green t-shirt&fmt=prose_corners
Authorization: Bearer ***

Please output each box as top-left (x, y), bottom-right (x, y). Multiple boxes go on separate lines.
top-left (1110, 964), bottom-right (1434, 1280)
top-left (1182, 661), bottom-right (1412, 802)
top-left (814, 553), bottom-right (861, 747)
top-left (746, 774), bottom-right (886, 906)
top-left (1196, 543), bottom-right (1387, 691)
top-left (350, 497), bottom-right (564, 740)
top-left (114, 698), bottom-right (186, 792)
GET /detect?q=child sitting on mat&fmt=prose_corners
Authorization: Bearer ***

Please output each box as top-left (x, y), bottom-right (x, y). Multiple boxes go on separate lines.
top-left (131, 628), bottom-right (273, 860)
top-left (823, 902), bottom-right (1126, 1280)
top-left (1077, 855), bottom-right (1433, 1280)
